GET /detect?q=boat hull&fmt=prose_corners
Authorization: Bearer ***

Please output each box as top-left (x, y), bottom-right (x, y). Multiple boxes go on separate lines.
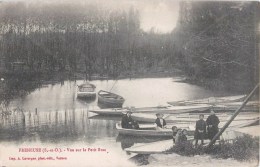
top-left (77, 92), bottom-right (96, 98)
top-left (98, 90), bottom-right (125, 107)
top-left (168, 95), bottom-right (246, 106)
top-left (116, 119), bottom-right (259, 137)
top-left (116, 123), bottom-right (193, 137)
top-left (77, 83), bottom-right (96, 99)
top-left (89, 104), bottom-right (211, 116)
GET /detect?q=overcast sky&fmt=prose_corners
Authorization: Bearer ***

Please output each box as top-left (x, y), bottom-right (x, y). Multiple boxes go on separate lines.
top-left (0, 0), bottom-right (180, 33)
top-left (96, 0), bottom-right (180, 33)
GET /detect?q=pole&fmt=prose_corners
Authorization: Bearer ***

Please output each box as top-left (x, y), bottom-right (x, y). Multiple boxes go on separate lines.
top-left (109, 80), bottom-right (118, 92)
top-left (207, 83), bottom-right (259, 148)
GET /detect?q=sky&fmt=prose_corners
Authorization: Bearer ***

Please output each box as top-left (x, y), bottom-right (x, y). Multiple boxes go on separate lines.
top-left (95, 0), bottom-right (180, 33)
top-left (0, 0), bottom-right (180, 33)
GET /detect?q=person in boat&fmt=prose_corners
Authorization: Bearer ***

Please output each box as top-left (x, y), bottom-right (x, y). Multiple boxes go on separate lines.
top-left (172, 126), bottom-right (178, 143)
top-left (155, 113), bottom-right (166, 129)
top-left (121, 110), bottom-right (139, 129)
top-left (194, 114), bottom-right (207, 146)
top-left (206, 110), bottom-right (220, 142)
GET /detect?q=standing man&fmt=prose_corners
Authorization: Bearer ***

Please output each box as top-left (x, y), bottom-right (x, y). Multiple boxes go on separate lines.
top-left (206, 110), bottom-right (220, 142)
top-left (121, 110), bottom-right (135, 129)
top-left (194, 114), bottom-right (207, 146)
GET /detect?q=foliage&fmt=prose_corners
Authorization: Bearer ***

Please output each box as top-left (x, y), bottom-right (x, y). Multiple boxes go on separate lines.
top-left (174, 1), bottom-right (259, 91)
top-left (211, 135), bottom-right (259, 161)
top-left (0, 1), bottom-right (176, 79)
top-left (166, 135), bottom-right (259, 161)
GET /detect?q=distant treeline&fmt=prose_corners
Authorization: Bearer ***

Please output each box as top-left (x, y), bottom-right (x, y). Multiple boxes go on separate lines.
top-left (0, 1), bottom-right (259, 92)
top-left (174, 1), bottom-right (259, 91)
top-left (0, 1), bottom-right (177, 78)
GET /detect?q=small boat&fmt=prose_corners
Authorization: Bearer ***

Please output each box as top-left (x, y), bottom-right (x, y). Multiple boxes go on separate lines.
top-left (97, 90), bottom-right (125, 107)
top-left (89, 108), bottom-right (128, 116)
top-left (89, 104), bottom-right (211, 116)
top-left (131, 112), bottom-right (259, 123)
top-left (116, 119), bottom-right (259, 137)
top-left (213, 101), bottom-right (259, 111)
top-left (77, 83), bottom-right (96, 99)
top-left (168, 95), bottom-right (246, 106)
top-left (124, 139), bottom-right (176, 154)
top-left (116, 123), bottom-right (178, 137)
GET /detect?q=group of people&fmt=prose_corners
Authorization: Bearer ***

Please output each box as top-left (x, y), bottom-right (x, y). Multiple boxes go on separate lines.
top-left (194, 110), bottom-right (220, 145)
top-left (121, 109), bottom-right (220, 145)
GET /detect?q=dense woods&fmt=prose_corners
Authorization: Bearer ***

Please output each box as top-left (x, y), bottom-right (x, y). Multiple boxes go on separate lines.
top-left (0, 1), bottom-right (259, 92)
top-left (174, 1), bottom-right (259, 91)
top-left (0, 1), bottom-right (176, 79)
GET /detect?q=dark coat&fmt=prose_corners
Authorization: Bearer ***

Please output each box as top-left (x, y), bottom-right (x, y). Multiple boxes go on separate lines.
top-left (206, 114), bottom-right (220, 140)
top-left (194, 119), bottom-right (207, 140)
top-left (155, 118), bottom-right (166, 128)
top-left (121, 115), bottom-right (135, 129)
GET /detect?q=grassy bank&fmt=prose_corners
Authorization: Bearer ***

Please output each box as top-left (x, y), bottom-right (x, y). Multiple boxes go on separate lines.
top-left (166, 135), bottom-right (259, 161)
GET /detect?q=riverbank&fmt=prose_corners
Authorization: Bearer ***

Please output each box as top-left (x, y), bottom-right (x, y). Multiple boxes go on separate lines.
top-left (146, 154), bottom-right (258, 167)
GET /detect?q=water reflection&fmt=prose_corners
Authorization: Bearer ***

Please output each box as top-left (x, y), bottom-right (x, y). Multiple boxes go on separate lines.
top-left (0, 108), bottom-right (117, 144)
top-left (1, 77), bottom-right (229, 146)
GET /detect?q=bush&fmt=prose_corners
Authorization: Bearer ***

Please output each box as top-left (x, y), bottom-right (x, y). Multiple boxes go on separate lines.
top-left (210, 135), bottom-right (259, 161)
top-left (166, 141), bottom-right (205, 156)
top-left (166, 135), bottom-right (259, 161)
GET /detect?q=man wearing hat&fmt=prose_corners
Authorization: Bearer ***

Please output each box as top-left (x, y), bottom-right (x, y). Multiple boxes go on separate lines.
top-left (121, 110), bottom-right (136, 129)
top-left (206, 110), bottom-right (220, 142)
top-left (155, 113), bottom-right (166, 129)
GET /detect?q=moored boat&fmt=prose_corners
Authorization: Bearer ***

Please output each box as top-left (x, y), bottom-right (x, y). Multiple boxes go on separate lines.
top-left (116, 123), bottom-right (194, 137)
top-left (168, 95), bottom-right (246, 106)
top-left (131, 112), bottom-right (259, 123)
top-left (89, 104), bottom-right (211, 116)
top-left (116, 119), bottom-right (259, 137)
top-left (77, 83), bottom-right (96, 99)
top-left (98, 90), bottom-right (125, 107)
top-left (213, 101), bottom-right (259, 111)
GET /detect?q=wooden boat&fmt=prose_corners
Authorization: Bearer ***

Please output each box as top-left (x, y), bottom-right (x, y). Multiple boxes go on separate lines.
top-left (131, 112), bottom-right (259, 123)
top-left (116, 123), bottom-right (194, 137)
top-left (89, 104), bottom-right (211, 116)
top-left (213, 101), bottom-right (259, 111)
top-left (76, 83), bottom-right (96, 98)
top-left (89, 108), bottom-right (128, 116)
top-left (116, 119), bottom-right (259, 137)
top-left (168, 95), bottom-right (246, 106)
top-left (125, 139), bottom-right (175, 154)
top-left (98, 90), bottom-right (125, 107)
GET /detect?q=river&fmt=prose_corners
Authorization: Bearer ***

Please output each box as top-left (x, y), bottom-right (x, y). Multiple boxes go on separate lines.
top-left (0, 77), bottom-right (231, 166)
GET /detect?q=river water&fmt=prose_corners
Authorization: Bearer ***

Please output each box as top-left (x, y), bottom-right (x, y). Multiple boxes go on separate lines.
top-left (0, 77), bottom-right (231, 165)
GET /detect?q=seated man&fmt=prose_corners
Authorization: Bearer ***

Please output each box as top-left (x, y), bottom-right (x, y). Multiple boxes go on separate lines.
top-left (121, 110), bottom-right (138, 129)
top-left (155, 113), bottom-right (166, 129)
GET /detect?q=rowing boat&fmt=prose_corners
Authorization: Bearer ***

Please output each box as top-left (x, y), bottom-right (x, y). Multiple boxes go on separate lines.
top-left (89, 104), bottom-right (211, 116)
top-left (168, 95), bottom-right (246, 106)
top-left (98, 90), bottom-right (125, 107)
top-left (116, 119), bottom-right (259, 137)
top-left (213, 101), bottom-right (259, 111)
top-left (116, 123), bottom-right (194, 137)
top-left (76, 83), bottom-right (96, 99)
top-left (131, 112), bottom-right (259, 123)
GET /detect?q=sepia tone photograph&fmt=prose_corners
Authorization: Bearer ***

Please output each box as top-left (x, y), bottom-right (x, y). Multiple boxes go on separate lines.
top-left (0, 0), bottom-right (259, 166)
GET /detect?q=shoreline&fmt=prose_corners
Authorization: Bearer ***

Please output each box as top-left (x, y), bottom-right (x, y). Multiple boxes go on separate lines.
top-left (145, 154), bottom-right (258, 167)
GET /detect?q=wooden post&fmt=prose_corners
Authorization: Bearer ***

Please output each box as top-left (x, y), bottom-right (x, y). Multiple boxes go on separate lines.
top-left (207, 83), bottom-right (259, 148)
